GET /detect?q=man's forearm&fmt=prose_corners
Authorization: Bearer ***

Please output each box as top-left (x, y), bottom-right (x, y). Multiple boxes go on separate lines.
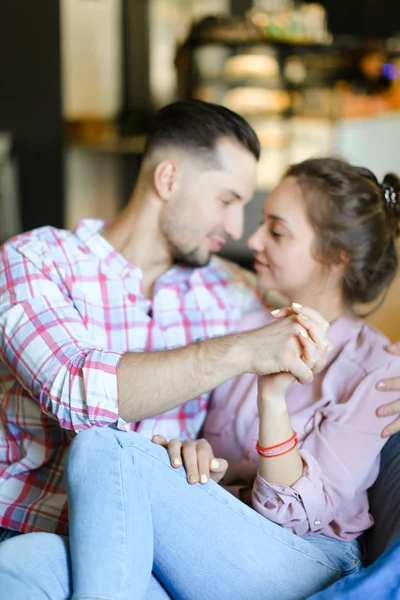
top-left (118, 333), bottom-right (246, 422)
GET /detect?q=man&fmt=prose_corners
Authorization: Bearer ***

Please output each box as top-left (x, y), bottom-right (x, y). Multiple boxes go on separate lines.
top-left (0, 100), bottom-right (325, 597)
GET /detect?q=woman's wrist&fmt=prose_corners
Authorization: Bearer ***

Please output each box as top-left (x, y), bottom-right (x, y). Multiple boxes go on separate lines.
top-left (258, 392), bottom-right (288, 414)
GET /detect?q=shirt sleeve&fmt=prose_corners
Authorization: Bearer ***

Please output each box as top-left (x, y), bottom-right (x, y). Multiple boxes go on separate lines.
top-left (252, 363), bottom-right (399, 536)
top-left (0, 241), bottom-right (124, 431)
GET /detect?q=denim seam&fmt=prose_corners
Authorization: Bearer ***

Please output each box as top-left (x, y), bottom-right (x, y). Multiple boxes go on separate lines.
top-left (117, 443), bottom-right (127, 600)
top-left (123, 440), bottom-right (345, 575)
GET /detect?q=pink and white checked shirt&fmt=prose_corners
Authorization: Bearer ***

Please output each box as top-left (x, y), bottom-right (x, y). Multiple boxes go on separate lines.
top-left (0, 219), bottom-right (264, 534)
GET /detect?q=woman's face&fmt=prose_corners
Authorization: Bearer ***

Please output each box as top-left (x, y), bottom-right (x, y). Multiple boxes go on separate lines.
top-left (248, 176), bottom-right (337, 302)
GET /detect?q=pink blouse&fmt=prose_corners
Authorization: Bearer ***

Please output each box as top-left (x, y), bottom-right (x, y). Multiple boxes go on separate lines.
top-left (203, 311), bottom-right (400, 541)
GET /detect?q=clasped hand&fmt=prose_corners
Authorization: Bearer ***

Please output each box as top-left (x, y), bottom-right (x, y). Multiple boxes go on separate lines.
top-left (251, 303), bottom-right (333, 390)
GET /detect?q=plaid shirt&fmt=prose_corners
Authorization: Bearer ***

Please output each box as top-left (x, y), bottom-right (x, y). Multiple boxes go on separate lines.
top-left (0, 219), bottom-right (264, 535)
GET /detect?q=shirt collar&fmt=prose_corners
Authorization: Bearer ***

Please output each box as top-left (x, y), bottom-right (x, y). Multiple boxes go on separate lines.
top-left (74, 219), bottom-right (143, 283)
top-left (74, 219), bottom-right (229, 305)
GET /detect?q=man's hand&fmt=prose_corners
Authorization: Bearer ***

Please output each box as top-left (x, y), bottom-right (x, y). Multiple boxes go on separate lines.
top-left (152, 435), bottom-right (228, 485)
top-left (376, 341), bottom-right (400, 437)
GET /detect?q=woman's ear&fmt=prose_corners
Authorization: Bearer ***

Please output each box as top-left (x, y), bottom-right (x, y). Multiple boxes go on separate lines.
top-left (154, 160), bottom-right (178, 201)
top-left (331, 250), bottom-right (350, 279)
top-left (338, 250), bottom-right (350, 269)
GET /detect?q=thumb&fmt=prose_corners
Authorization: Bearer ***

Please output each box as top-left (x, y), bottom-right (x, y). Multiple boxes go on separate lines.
top-left (209, 458), bottom-right (228, 483)
top-left (384, 341), bottom-right (400, 356)
top-left (152, 434), bottom-right (168, 447)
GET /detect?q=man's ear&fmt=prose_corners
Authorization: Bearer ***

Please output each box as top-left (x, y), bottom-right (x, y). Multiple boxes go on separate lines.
top-left (154, 160), bottom-right (178, 201)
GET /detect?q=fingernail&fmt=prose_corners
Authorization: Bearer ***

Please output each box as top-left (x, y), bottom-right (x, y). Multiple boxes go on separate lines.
top-left (376, 381), bottom-right (387, 390)
top-left (210, 459), bottom-right (220, 469)
top-left (378, 408), bottom-right (388, 416)
top-left (173, 458), bottom-right (181, 467)
top-left (189, 473), bottom-right (199, 484)
top-left (298, 313), bottom-right (308, 320)
top-left (200, 474), bottom-right (208, 484)
top-left (299, 330), bottom-right (308, 338)
top-left (271, 309), bottom-right (281, 316)
top-left (152, 435), bottom-right (160, 441)
top-left (292, 302), bottom-right (302, 309)
top-left (382, 430), bottom-right (390, 438)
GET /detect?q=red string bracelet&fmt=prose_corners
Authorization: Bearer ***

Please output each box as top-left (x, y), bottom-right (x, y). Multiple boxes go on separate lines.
top-left (256, 431), bottom-right (297, 452)
top-left (257, 438), bottom-right (298, 458)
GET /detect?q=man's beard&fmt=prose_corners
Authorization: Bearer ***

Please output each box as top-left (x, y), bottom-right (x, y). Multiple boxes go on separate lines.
top-left (169, 240), bottom-right (211, 268)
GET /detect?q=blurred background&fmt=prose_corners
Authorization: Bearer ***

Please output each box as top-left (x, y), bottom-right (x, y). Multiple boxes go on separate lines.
top-left (0, 0), bottom-right (399, 337)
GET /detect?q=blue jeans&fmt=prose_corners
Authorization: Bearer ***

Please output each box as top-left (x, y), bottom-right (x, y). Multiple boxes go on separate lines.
top-left (63, 427), bottom-right (362, 600)
top-left (309, 536), bottom-right (400, 599)
top-left (0, 529), bottom-right (170, 599)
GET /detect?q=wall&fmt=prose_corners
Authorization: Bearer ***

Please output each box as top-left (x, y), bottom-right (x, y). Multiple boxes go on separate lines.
top-left (61, 0), bottom-right (122, 119)
top-left (333, 112), bottom-right (400, 341)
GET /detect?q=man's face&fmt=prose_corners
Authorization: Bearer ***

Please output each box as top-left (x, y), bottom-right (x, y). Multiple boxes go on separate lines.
top-left (160, 137), bottom-right (257, 267)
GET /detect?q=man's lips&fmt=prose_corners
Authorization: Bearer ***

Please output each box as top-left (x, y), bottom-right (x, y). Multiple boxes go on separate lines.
top-left (208, 237), bottom-right (226, 252)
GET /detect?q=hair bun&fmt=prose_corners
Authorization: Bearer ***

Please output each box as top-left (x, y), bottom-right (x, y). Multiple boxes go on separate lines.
top-left (381, 173), bottom-right (400, 237)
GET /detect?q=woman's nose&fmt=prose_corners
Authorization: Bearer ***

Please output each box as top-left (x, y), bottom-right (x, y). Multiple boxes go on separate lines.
top-left (247, 226), bottom-right (264, 252)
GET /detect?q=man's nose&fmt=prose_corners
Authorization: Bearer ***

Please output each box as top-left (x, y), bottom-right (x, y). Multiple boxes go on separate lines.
top-left (224, 206), bottom-right (244, 241)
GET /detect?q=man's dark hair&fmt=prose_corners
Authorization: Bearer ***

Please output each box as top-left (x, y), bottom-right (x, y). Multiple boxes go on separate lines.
top-left (143, 99), bottom-right (260, 164)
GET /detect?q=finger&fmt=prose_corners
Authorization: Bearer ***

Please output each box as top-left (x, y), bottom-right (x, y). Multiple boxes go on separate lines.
top-left (152, 434), bottom-right (168, 448)
top-left (209, 457), bottom-right (229, 483)
top-left (167, 438), bottom-right (183, 468)
top-left (376, 377), bottom-right (400, 392)
top-left (381, 416), bottom-right (400, 438)
top-left (288, 356), bottom-right (314, 385)
top-left (376, 398), bottom-right (400, 417)
top-left (297, 315), bottom-right (330, 352)
top-left (196, 438), bottom-right (213, 484)
top-left (291, 303), bottom-right (330, 332)
top-left (384, 342), bottom-right (400, 356)
top-left (297, 333), bottom-right (318, 369)
top-left (270, 306), bottom-right (293, 319)
top-left (182, 439), bottom-right (200, 484)
top-left (298, 329), bottom-right (331, 373)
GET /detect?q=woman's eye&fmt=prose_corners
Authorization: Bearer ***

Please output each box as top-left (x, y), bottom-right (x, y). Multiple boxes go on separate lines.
top-left (221, 199), bottom-right (232, 206)
top-left (270, 230), bottom-right (282, 238)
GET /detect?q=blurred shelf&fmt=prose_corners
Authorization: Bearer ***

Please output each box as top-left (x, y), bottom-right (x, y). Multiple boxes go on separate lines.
top-left (194, 76), bottom-right (334, 89)
top-left (65, 120), bottom-right (145, 154)
top-left (186, 36), bottom-right (334, 52)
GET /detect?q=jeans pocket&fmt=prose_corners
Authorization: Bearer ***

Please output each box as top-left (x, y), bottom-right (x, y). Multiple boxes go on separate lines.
top-left (306, 535), bottom-right (364, 575)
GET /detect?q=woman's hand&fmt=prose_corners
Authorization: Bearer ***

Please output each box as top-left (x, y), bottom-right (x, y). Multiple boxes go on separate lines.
top-left (376, 341), bottom-right (400, 437)
top-left (152, 435), bottom-right (228, 485)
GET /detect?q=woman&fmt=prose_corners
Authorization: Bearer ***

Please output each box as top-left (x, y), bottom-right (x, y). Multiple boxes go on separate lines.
top-left (66, 158), bottom-right (400, 600)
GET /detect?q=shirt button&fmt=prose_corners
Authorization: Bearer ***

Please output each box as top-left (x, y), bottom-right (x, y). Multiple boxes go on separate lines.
top-left (314, 519), bottom-right (321, 527)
